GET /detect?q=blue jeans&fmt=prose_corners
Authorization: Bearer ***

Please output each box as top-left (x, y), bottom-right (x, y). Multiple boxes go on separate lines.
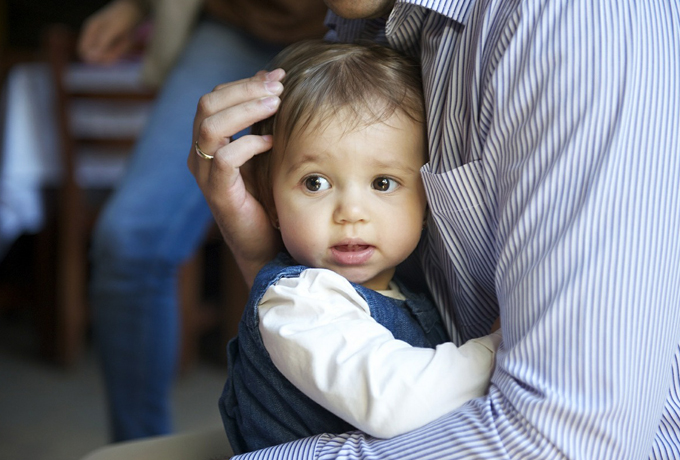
top-left (89, 19), bottom-right (283, 442)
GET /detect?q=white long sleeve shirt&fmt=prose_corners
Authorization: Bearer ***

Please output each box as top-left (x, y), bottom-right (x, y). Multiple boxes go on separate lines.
top-left (258, 268), bottom-right (501, 439)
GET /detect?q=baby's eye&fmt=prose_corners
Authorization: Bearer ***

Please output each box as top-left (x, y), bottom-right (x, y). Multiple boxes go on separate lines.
top-left (372, 177), bottom-right (398, 192)
top-left (304, 175), bottom-right (330, 192)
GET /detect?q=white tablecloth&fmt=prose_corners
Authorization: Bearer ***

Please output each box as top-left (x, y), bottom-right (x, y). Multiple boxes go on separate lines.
top-left (0, 61), bottom-right (152, 258)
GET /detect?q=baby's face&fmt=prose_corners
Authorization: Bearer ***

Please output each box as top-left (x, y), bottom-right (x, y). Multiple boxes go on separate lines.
top-left (270, 110), bottom-right (427, 290)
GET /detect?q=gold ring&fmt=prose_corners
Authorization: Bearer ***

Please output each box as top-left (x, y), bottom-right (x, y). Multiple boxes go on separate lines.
top-left (195, 141), bottom-right (214, 160)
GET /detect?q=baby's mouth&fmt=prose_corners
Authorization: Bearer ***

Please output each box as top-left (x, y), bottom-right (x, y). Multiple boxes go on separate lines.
top-left (330, 243), bottom-right (374, 265)
top-left (333, 243), bottom-right (370, 252)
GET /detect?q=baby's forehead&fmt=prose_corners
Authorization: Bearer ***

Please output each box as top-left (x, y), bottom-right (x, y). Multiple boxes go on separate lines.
top-left (303, 103), bottom-right (370, 129)
top-left (284, 103), bottom-right (417, 142)
top-left (273, 107), bottom-right (426, 168)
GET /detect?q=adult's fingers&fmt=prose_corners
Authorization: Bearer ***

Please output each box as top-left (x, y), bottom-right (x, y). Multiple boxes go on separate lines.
top-left (99, 36), bottom-right (134, 64)
top-left (198, 96), bottom-right (280, 151)
top-left (188, 133), bottom-right (273, 195)
top-left (188, 132), bottom-right (280, 285)
top-left (210, 135), bottom-right (273, 204)
top-left (79, 16), bottom-right (127, 63)
top-left (193, 76), bottom-right (283, 156)
top-left (193, 69), bottom-right (284, 131)
top-left (77, 0), bottom-right (142, 63)
top-left (196, 69), bottom-right (284, 120)
top-left (84, 32), bottom-right (133, 64)
top-left (78, 19), bottom-right (106, 61)
top-left (188, 69), bottom-right (285, 286)
top-left (211, 68), bottom-right (283, 94)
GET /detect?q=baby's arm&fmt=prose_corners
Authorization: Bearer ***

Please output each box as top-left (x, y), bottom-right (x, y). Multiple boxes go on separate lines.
top-left (259, 269), bottom-right (501, 439)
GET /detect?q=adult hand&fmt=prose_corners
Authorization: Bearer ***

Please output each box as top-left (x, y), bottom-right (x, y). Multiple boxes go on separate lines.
top-left (78, 0), bottom-right (144, 64)
top-left (189, 69), bottom-right (286, 287)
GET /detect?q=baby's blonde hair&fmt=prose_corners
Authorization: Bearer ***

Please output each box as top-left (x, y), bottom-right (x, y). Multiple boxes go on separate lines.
top-left (250, 40), bottom-right (426, 220)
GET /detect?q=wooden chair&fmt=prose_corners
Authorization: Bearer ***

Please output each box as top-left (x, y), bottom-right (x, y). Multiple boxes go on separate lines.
top-left (41, 23), bottom-right (151, 366)
top-left (41, 23), bottom-right (248, 370)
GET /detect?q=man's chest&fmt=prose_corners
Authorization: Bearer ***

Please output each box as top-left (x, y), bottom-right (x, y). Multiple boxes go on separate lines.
top-left (387, 2), bottom-right (521, 340)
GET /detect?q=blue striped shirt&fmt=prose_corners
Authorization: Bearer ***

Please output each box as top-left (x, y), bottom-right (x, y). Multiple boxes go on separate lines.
top-left (236, 1), bottom-right (680, 458)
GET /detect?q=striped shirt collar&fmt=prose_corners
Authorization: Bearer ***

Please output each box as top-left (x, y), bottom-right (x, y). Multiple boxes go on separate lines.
top-left (324, 0), bottom-right (474, 44)
top-left (402, 0), bottom-right (475, 23)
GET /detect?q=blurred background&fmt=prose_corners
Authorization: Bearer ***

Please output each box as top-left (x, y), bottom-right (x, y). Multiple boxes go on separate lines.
top-left (0, 1), bottom-right (248, 458)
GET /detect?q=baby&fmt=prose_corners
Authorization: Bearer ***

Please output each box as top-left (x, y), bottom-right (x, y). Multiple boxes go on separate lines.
top-left (218, 40), bottom-right (501, 454)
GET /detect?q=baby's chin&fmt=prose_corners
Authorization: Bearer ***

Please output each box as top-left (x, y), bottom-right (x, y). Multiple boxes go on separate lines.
top-left (296, 254), bottom-right (393, 289)
top-left (334, 267), bottom-right (392, 291)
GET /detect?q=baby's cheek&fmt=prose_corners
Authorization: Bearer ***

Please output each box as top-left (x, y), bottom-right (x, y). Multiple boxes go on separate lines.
top-left (281, 227), bottom-right (317, 265)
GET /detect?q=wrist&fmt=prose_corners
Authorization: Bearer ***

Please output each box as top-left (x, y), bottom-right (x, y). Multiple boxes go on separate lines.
top-left (216, 220), bottom-right (282, 289)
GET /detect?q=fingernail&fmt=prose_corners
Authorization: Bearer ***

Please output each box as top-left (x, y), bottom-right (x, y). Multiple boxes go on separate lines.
top-left (265, 69), bottom-right (285, 81)
top-left (265, 81), bottom-right (282, 94)
top-left (261, 135), bottom-right (273, 143)
top-left (261, 96), bottom-right (280, 110)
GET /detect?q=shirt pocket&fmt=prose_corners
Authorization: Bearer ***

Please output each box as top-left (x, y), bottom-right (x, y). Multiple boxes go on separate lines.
top-left (420, 160), bottom-right (498, 336)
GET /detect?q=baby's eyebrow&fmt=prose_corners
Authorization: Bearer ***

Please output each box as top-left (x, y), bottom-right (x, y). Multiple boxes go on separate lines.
top-left (284, 151), bottom-right (421, 175)
top-left (367, 157), bottom-right (420, 175)
top-left (285, 153), bottom-right (321, 175)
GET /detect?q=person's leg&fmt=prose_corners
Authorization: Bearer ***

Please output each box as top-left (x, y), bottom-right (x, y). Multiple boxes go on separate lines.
top-left (89, 19), bottom-right (283, 442)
